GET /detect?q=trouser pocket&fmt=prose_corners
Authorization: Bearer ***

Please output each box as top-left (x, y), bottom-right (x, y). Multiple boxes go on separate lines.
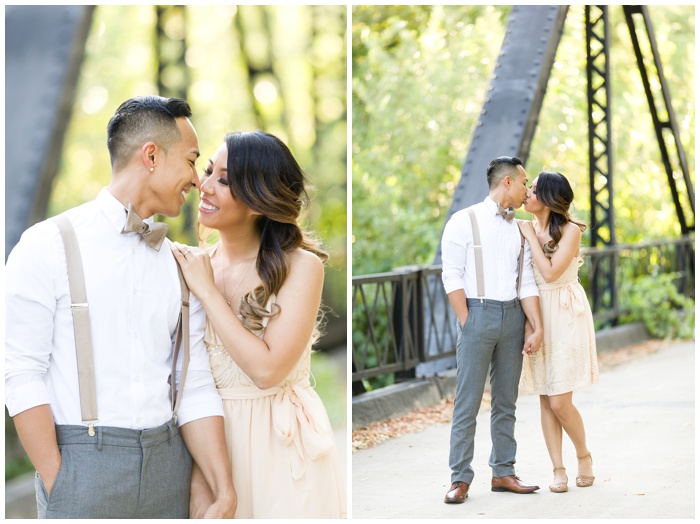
top-left (35, 447), bottom-right (69, 518)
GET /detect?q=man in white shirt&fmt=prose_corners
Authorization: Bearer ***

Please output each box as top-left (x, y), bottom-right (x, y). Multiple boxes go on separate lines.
top-left (5, 96), bottom-right (235, 518)
top-left (441, 156), bottom-right (544, 503)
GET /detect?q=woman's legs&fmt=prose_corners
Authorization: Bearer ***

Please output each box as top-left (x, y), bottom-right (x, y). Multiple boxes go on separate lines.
top-left (539, 395), bottom-right (567, 485)
top-left (545, 392), bottom-right (594, 478)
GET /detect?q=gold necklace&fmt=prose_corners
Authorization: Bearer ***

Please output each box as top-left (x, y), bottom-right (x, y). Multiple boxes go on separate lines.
top-left (220, 251), bottom-right (256, 307)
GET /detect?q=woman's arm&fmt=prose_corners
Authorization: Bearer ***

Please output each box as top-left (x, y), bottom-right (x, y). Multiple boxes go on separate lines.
top-left (172, 246), bottom-right (324, 390)
top-left (518, 221), bottom-right (581, 283)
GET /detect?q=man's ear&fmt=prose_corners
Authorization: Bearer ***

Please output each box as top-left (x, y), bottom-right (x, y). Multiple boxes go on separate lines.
top-left (141, 142), bottom-right (158, 171)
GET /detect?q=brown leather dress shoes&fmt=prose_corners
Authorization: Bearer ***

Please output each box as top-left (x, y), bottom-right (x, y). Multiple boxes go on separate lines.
top-left (444, 481), bottom-right (469, 503)
top-left (491, 475), bottom-right (539, 494)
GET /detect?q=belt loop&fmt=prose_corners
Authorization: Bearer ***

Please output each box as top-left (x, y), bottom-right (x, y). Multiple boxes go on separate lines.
top-left (168, 419), bottom-right (177, 445)
top-left (97, 426), bottom-right (103, 452)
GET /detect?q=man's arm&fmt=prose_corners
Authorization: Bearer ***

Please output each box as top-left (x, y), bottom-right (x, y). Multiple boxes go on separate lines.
top-left (520, 296), bottom-right (543, 355)
top-left (442, 211), bottom-right (471, 327)
top-left (180, 417), bottom-right (236, 518)
top-left (172, 291), bottom-right (234, 518)
top-left (13, 405), bottom-right (62, 494)
top-left (447, 289), bottom-right (469, 327)
top-left (518, 234), bottom-right (543, 354)
top-left (6, 224), bottom-right (63, 493)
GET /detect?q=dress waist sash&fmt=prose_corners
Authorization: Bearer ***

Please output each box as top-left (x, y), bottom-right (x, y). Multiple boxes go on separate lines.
top-left (537, 278), bottom-right (586, 324)
top-left (217, 380), bottom-right (334, 480)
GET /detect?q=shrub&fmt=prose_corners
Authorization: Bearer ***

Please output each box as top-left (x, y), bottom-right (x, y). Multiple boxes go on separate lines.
top-left (619, 272), bottom-right (694, 340)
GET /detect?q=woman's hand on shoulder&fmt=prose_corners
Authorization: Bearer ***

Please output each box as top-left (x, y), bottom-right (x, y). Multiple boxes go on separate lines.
top-left (517, 219), bottom-right (536, 241)
top-left (170, 242), bottom-right (217, 299)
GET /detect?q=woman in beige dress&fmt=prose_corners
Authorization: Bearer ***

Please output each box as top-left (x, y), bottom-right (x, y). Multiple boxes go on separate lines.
top-left (518, 171), bottom-right (598, 494)
top-left (171, 131), bottom-right (346, 518)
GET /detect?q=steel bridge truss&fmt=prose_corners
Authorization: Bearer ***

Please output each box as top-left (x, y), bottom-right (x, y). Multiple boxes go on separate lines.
top-left (622, 6), bottom-right (694, 235)
top-left (585, 5), bottom-right (695, 317)
top-left (585, 5), bottom-right (617, 316)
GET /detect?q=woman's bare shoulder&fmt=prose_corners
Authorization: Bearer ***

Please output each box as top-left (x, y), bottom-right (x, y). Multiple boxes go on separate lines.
top-left (288, 248), bottom-right (325, 279)
top-left (563, 221), bottom-right (583, 238)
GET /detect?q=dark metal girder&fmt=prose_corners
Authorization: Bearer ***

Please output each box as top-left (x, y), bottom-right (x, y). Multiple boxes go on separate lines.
top-left (585, 5), bottom-right (617, 319)
top-left (586, 5), bottom-right (615, 248)
top-left (5, 6), bottom-right (94, 260)
top-left (623, 5), bottom-right (694, 234)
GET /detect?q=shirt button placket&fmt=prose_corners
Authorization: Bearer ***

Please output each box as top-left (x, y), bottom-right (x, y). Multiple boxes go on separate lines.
top-left (129, 237), bottom-right (146, 428)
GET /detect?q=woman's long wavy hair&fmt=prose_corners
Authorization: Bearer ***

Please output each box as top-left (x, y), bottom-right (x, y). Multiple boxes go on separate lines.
top-left (535, 171), bottom-right (587, 256)
top-left (202, 130), bottom-right (328, 335)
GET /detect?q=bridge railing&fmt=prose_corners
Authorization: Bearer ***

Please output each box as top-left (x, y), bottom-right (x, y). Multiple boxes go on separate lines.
top-left (352, 235), bottom-right (694, 387)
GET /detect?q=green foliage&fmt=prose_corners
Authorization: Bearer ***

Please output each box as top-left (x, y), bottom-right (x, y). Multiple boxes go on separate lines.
top-left (352, 5), bottom-right (511, 274)
top-left (352, 5), bottom-right (695, 275)
top-left (5, 410), bottom-right (34, 481)
top-left (619, 272), bottom-right (695, 340)
top-left (5, 454), bottom-right (33, 482)
top-left (310, 351), bottom-right (346, 428)
top-left (48, 5), bottom-right (347, 324)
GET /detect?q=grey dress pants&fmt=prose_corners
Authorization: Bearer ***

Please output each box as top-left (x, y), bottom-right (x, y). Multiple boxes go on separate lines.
top-left (35, 418), bottom-right (191, 519)
top-left (449, 298), bottom-right (525, 485)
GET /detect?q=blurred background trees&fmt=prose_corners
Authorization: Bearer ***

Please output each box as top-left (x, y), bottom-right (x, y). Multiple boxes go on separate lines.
top-left (352, 5), bottom-right (694, 275)
top-left (48, 4), bottom-right (346, 346)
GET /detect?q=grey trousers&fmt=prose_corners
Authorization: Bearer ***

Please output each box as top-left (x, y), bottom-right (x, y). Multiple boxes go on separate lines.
top-left (449, 298), bottom-right (525, 485)
top-left (36, 419), bottom-right (191, 519)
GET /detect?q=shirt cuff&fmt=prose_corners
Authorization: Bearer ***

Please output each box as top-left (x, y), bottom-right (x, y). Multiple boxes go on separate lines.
top-left (176, 376), bottom-right (224, 426)
top-left (442, 274), bottom-right (464, 295)
top-left (5, 375), bottom-right (52, 417)
top-left (518, 284), bottom-right (540, 300)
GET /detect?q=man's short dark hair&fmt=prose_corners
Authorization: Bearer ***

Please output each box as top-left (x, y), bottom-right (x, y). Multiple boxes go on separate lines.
top-left (486, 155), bottom-right (523, 189)
top-left (106, 95), bottom-right (192, 170)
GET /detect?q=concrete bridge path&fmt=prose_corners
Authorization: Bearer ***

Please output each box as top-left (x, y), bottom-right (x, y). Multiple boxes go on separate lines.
top-left (352, 340), bottom-right (694, 519)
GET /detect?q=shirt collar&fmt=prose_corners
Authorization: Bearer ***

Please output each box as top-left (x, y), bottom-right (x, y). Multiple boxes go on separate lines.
top-left (484, 196), bottom-right (499, 212)
top-left (96, 187), bottom-right (154, 234)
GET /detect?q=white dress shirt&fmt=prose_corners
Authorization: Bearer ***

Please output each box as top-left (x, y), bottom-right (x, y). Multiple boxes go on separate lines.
top-left (441, 196), bottom-right (539, 301)
top-left (5, 187), bottom-right (223, 429)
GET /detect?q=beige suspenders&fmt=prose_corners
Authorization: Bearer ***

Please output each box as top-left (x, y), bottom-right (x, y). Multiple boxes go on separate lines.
top-left (466, 207), bottom-right (525, 300)
top-left (171, 268), bottom-right (190, 424)
top-left (517, 232), bottom-right (525, 294)
top-left (53, 215), bottom-right (98, 435)
top-left (52, 214), bottom-right (190, 435)
top-left (467, 208), bottom-right (486, 300)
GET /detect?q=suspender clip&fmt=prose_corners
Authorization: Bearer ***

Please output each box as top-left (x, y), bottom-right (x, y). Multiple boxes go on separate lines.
top-left (480, 298), bottom-right (484, 303)
top-left (87, 422), bottom-right (96, 437)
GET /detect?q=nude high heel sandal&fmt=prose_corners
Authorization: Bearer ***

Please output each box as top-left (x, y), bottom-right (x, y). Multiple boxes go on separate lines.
top-left (576, 453), bottom-right (595, 487)
top-left (549, 467), bottom-right (568, 493)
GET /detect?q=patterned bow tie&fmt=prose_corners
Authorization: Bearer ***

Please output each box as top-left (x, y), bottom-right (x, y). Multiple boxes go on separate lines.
top-left (122, 204), bottom-right (168, 251)
top-left (496, 204), bottom-right (515, 223)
